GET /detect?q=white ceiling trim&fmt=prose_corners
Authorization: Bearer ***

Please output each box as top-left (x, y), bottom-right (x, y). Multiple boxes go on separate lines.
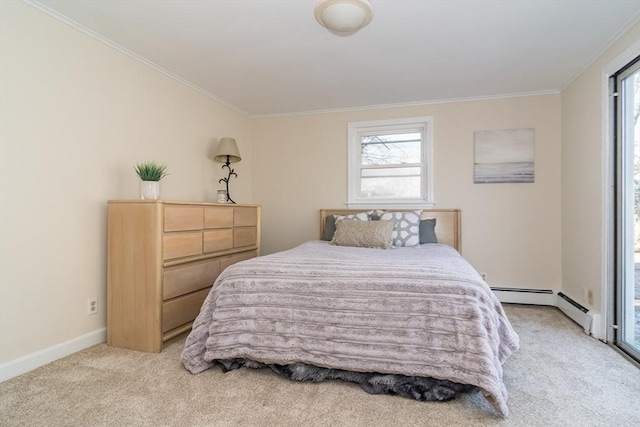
top-left (24, 0), bottom-right (250, 117)
top-left (559, 12), bottom-right (640, 93)
top-left (251, 90), bottom-right (561, 119)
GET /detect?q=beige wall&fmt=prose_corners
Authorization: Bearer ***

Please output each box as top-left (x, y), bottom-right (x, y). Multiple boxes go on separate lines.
top-left (5, 0), bottom-right (633, 370)
top-left (252, 94), bottom-right (562, 291)
top-left (0, 2), bottom-right (252, 363)
top-left (561, 23), bottom-right (640, 313)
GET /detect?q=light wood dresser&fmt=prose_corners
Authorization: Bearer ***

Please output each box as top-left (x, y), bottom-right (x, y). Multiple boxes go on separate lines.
top-left (107, 200), bottom-right (261, 353)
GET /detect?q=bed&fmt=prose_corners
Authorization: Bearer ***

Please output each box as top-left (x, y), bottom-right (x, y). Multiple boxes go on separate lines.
top-left (181, 209), bottom-right (520, 416)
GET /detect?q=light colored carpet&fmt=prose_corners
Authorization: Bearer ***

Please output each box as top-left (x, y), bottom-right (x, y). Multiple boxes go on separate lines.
top-left (1, 305), bottom-right (639, 427)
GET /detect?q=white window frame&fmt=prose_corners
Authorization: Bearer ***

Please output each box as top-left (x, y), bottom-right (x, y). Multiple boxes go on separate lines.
top-left (347, 116), bottom-right (434, 208)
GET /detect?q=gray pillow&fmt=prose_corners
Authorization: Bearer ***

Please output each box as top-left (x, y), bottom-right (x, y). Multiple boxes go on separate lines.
top-left (322, 215), bottom-right (337, 241)
top-left (419, 218), bottom-right (438, 244)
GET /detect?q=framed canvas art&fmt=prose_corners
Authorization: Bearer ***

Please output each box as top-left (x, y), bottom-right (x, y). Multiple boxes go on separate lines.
top-left (474, 128), bottom-right (535, 184)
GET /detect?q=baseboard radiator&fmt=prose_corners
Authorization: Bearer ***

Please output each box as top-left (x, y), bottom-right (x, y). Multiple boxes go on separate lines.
top-left (556, 292), bottom-right (593, 335)
top-left (490, 287), bottom-right (556, 306)
top-left (491, 288), bottom-right (598, 337)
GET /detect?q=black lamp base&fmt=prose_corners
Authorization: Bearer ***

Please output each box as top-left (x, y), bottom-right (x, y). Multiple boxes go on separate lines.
top-left (219, 155), bottom-right (237, 204)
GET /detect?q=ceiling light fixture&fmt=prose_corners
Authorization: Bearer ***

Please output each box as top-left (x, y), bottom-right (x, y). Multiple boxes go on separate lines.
top-left (314, 0), bottom-right (374, 35)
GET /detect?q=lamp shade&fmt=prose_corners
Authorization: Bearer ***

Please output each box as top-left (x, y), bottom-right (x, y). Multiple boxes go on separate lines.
top-left (314, 0), bottom-right (373, 34)
top-left (214, 137), bottom-right (241, 163)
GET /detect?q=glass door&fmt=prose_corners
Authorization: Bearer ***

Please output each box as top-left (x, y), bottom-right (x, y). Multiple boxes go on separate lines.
top-left (615, 56), bottom-right (640, 362)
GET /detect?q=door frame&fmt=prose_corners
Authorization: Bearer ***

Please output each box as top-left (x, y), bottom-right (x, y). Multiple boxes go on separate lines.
top-left (603, 41), bottom-right (640, 361)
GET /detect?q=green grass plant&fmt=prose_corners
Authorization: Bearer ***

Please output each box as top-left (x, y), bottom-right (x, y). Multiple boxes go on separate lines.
top-left (134, 161), bottom-right (168, 181)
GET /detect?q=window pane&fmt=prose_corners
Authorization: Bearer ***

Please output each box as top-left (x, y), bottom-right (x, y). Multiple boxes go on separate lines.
top-left (360, 176), bottom-right (421, 199)
top-left (361, 166), bottom-right (421, 177)
top-left (347, 116), bottom-right (432, 205)
top-left (361, 132), bottom-right (421, 166)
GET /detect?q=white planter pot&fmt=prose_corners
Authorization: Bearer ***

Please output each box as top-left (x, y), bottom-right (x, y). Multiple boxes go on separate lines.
top-left (140, 181), bottom-right (160, 200)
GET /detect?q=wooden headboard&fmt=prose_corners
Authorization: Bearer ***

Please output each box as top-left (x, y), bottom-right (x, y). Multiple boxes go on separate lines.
top-left (319, 209), bottom-right (462, 252)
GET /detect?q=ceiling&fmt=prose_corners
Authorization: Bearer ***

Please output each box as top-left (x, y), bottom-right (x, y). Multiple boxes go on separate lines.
top-left (33, 0), bottom-right (640, 117)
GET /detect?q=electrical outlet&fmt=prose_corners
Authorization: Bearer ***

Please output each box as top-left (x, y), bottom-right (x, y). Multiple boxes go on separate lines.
top-left (480, 272), bottom-right (487, 281)
top-left (87, 297), bottom-right (97, 315)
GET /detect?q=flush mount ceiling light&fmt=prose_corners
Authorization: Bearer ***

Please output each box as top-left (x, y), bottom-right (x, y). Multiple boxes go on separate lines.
top-left (314, 0), bottom-right (374, 35)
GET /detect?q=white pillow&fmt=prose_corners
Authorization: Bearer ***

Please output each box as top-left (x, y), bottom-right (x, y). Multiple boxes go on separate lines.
top-left (379, 210), bottom-right (422, 247)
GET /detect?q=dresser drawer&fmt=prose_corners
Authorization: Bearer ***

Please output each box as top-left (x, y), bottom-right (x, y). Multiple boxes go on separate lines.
top-left (234, 227), bottom-right (257, 248)
top-left (164, 206), bottom-right (203, 231)
top-left (204, 207), bottom-right (234, 229)
top-left (163, 231), bottom-right (203, 260)
top-left (203, 229), bottom-right (234, 253)
top-left (163, 258), bottom-right (220, 300)
top-left (162, 287), bottom-right (210, 333)
top-left (220, 250), bottom-right (258, 271)
top-left (234, 207), bottom-right (258, 227)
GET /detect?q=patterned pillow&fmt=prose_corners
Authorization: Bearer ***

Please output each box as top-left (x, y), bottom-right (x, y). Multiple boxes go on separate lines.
top-left (334, 211), bottom-right (371, 222)
top-left (331, 220), bottom-right (395, 249)
top-left (379, 210), bottom-right (422, 247)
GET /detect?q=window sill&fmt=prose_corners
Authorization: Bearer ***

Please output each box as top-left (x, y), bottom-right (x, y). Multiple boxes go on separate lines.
top-left (347, 201), bottom-right (436, 209)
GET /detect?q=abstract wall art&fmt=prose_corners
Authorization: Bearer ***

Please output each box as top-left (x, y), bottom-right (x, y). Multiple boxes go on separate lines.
top-left (474, 128), bottom-right (535, 184)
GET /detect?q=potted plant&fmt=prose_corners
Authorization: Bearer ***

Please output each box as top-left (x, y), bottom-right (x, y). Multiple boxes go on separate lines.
top-left (134, 161), bottom-right (168, 200)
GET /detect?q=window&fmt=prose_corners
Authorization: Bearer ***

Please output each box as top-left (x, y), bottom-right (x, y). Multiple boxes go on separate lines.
top-left (347, 117), bottom-right (433, 207)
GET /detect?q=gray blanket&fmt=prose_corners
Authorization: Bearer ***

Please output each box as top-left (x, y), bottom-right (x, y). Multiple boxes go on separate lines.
top-left (182, 241), bottom-right (519, 416)
top-left (215, 358), bottom-right (477, 401)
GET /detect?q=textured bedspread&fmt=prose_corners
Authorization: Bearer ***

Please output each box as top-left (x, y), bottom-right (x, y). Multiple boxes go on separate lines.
top-left (181, 241), bottom-right (520, 416)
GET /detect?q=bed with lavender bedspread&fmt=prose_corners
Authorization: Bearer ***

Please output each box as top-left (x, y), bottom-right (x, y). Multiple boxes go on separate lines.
top-left (181, 241), bottom-right (520, 416)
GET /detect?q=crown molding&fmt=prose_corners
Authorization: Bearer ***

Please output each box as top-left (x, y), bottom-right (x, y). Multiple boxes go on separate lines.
top-left (250, 90), bottom-right (560, 119)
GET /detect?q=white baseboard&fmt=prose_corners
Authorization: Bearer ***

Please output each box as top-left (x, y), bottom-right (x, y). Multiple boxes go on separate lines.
top-left (0, 328), bottom-right (106, 383)
top-left (556, 292), bottom-right (592, 334)
top-left (492, 287), bottom-right (603, 338)
top-left (590, 313), bottom-right (604, 340)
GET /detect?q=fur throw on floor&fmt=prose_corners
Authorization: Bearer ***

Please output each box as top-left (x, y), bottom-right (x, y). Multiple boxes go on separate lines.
top-left (216, 359), bottom-right (477, 402)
